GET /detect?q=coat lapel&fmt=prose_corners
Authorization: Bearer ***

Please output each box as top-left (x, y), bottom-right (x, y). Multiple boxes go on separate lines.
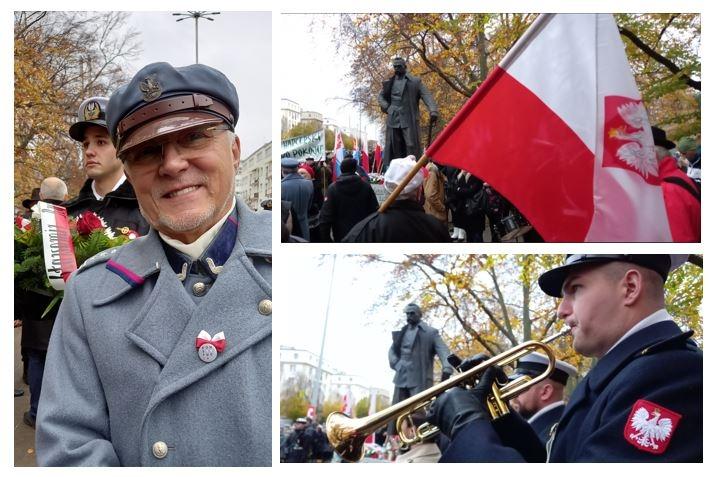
top-left (144, 200), bottom-right (272, 409)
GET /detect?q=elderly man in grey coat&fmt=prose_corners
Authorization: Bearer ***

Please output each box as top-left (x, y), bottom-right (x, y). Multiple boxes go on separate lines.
top-left (36, 62), bottom-right (271, 466)
top-left (388, 303), bottom-right (453, 432)
top-left (378, 57), bottom-right (439, 170)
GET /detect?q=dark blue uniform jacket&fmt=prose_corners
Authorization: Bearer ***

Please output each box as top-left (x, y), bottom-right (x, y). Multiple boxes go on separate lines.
top-left (441, 320), bottom-right (702, 462)
top-left (530, 403), bottom-right (564, 445)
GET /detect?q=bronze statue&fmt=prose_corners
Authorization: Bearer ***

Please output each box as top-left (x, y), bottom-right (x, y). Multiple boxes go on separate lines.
top-left (378, 57), bottom-right (439, 170)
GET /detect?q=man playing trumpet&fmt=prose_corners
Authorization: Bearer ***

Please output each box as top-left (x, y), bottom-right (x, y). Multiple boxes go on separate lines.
top-left (428, 255), bottom-right (702, 462)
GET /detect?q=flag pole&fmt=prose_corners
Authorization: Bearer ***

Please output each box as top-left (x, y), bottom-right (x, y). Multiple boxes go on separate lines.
top-left (378, 152), bottom-right (429, 213)
top-left (377, 14), bottom-right (555, 215)
top-left (498, 14), bottom-right (554, 70)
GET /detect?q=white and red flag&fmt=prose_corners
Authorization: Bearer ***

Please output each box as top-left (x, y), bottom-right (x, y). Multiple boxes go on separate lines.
top-left (340, 393), bottom-right (352, 416)
top-left (360, 136), bottom-right (370, 173)
top-left (427, 14), bottom-right (671, 241)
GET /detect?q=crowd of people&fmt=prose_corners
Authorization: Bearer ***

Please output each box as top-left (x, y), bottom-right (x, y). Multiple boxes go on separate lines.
top-left (279, 417), bottom-right (334, 463)
top-left (281, 128), bottom-right (700, 243)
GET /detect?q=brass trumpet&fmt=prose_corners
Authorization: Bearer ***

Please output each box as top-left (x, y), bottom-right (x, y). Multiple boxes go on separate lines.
top-left (326, 327), bottom-right (571, 462)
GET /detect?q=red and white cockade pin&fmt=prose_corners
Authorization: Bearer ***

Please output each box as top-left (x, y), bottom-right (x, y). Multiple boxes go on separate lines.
top-left (623, 399), bottom-right (681, 454)
top-left (195, 330), bottom-right (226, 363)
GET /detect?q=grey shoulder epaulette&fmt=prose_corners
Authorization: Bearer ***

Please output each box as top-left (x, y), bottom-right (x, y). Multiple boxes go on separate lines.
top-left (76, 246), bottom-right (122, 274)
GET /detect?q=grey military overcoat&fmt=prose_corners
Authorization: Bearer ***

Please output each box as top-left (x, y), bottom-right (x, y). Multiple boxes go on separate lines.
top-left (36, 200), bottom-right (271, 466)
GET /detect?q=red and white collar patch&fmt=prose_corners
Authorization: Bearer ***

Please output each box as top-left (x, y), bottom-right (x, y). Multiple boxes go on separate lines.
top-left (623, 399), bottom-right (681, 454)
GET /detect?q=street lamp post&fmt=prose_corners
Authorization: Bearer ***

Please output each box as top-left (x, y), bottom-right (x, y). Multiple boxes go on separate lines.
top-left (172, 11), bottom-right (220, 64)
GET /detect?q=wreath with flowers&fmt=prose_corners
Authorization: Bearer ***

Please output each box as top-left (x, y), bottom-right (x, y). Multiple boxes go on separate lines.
top-left (14, 210), bottom-right (138, 316)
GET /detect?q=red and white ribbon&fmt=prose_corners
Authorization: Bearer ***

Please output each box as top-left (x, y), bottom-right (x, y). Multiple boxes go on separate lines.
top-left (195, 330), bottom-right (226, 353)
top-left (39, 202), bottom-right (77, 290)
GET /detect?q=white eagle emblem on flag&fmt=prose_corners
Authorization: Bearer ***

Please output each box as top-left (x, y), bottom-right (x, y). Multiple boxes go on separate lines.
top-left (628, 406), bottom-right (673, 450)
top-left (607, 101), bottom-right (658, 178)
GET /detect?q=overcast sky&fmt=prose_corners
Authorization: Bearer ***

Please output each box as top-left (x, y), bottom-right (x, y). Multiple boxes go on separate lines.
top-left (122, 11), bottom-right (271, 158)
top-left (279, 254), bottom-right (429, 393)
top-left (279, 14), bottom-right (382, 142)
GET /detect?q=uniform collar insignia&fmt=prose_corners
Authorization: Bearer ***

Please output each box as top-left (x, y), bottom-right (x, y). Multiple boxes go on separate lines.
top-left (161, 207), bottom-right (239, 279)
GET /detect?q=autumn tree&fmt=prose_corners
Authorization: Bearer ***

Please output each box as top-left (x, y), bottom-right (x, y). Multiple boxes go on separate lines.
top-left (319, 398), bottom-right (343, 422)
top-left (280, 371), bottom-right (312, 419)
top-left (335, 13), bottom-right (700, 146)
top-left (14, 11), bottom-right (140, 207)
top-left (363, 254), bottom-right (702, 378)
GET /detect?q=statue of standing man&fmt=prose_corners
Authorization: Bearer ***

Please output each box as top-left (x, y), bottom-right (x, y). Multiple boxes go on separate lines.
top-left (388, 303), bottom-right (453, 434)
top-left (378, 57), bottom-right (439, 171)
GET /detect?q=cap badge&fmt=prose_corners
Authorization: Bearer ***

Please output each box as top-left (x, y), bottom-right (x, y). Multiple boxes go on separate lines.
top-left (139, 74), bottom-right (162, 102)
top-left (83, 100), bottom-right (102, 120)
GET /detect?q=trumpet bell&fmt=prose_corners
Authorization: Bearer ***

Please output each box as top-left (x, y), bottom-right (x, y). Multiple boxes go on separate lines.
top-left (326, 412), bottom-right (367, 462)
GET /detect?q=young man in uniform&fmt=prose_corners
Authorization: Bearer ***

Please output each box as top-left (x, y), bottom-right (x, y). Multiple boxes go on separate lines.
top-left (428, 255), bottom-right (702, 462)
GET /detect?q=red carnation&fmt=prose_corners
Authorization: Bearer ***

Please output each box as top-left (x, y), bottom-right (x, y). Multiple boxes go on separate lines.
top-left (76, 212), bottom-right (105, 236)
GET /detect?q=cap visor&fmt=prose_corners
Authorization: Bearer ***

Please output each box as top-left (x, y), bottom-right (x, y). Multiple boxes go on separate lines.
top-left (539, 258), bottom-right (617, 297)
top-left (118, 112), bottom-right (224, 156)
top-left (69, 120), bottom-right (108, 141)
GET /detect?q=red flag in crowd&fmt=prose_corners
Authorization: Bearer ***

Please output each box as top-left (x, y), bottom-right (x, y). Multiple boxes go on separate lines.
top-left (374, 144), bottom-right (382, 173)
top-left (341, 393), bottom-right (352, 416)
top-left (426, 14), bottom-right (672, 241)
top-left (360, 137), bottom-right (370, 173)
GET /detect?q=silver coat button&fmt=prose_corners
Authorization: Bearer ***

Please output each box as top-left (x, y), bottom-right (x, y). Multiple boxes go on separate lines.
top-left (198, 343), bottom-right (218, 363)
top-left (258, 299), bottom-right (272, 315)
top-left (192, 282), bottom-right (207, 296)
top-left (152, 441), bottom-right (168, 459)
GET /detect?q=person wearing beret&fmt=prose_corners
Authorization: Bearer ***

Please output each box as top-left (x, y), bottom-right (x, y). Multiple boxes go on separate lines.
top-left (429, 255), bottom-right (702, 462)
top-left (508, 353), bottom-right (577, 444)
top-left (63, 96), bottom-right (149, 235)
top-left (342, 156), bottom-right (451, 242)
top-left (36, 62), bottom-right (271, 466)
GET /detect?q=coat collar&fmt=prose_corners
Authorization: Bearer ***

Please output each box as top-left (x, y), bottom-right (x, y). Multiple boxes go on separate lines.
top-left (586, 320), bottom-right (683, 392)
top-left (93, 198), bottom-right (270, 305)
top-left (162, 206), bottom-right (239, 279)
top-left (562, 320), bottom-right (684, 417)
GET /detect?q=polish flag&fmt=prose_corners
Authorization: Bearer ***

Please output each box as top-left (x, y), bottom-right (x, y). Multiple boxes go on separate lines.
top-left (360, 137), bottom-right (370, 173)
top-left (427, 14), bottom-right (671, 241)
top-left (341, 393), bottom-right (352, 416)
top-left (333, 130), bottom-right (345, 181)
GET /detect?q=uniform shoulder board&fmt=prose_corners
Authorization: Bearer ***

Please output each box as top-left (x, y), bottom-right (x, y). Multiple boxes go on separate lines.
top-left (76, 247), bottom-right (121, 274)
top-left (639, 330), bottom-right (696, 356)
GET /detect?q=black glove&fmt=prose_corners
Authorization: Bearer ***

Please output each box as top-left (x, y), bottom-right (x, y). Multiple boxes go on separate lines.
top-left (441, 371), bottom-right (452, 382)
top-left (429, 112), bottom-right (439, 125)
top-left (427, 366), bottom-right (506, 439)
top-left (458, 352), bottom-right (490, 372)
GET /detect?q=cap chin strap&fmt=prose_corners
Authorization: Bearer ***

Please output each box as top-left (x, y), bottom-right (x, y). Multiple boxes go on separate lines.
top-left (116, 93), bottom-right (233, 147)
